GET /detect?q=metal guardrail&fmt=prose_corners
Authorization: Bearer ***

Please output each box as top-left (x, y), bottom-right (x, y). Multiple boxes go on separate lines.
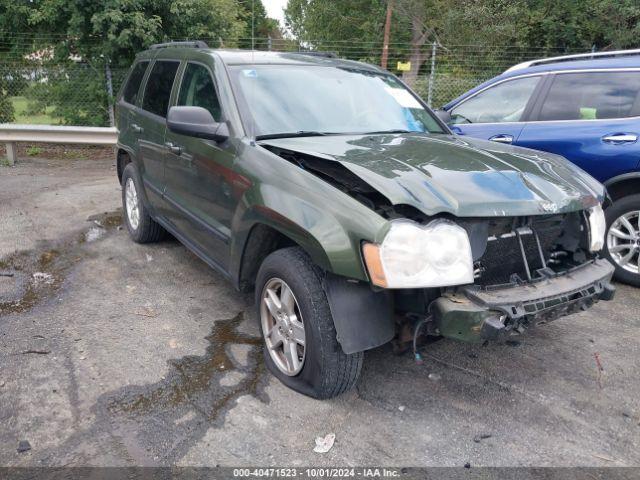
top-left (0, 124), bottom-right (118, 165)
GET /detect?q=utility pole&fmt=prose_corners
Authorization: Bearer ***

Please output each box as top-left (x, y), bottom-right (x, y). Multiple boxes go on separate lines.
top-left (381, 0), bottom-right (393, 69)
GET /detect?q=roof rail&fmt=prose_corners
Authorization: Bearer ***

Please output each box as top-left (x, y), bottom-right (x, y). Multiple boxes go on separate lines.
top-left (505, 48), bottom-right (640, 73)
top-left (149, 41), bottom-right (209, 50)
top-left (295, 51), bottom-right (338, 58)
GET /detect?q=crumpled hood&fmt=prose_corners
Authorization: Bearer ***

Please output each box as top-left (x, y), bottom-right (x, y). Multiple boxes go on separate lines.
top-left (260, 133), bottom-right (605, 217)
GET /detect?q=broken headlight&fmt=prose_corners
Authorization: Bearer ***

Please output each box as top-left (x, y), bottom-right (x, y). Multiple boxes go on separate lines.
top-left (588, 204), bottom-right (606, 252)
top-left (363, 219), bottom-right (474, 288)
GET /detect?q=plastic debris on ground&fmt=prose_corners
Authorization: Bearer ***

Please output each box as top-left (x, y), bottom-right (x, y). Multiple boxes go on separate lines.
top-left (32, 272), bottom-right (54, 285)
top-left (313, 433), bottom-right (336, 453)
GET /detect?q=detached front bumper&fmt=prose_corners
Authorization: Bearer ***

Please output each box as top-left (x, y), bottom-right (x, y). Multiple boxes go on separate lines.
top-left (430, 258), bottom-right (615, 343)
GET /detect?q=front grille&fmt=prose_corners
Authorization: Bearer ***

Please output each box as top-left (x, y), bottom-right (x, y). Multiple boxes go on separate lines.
top-left (475, 215), bottom-right (566, 286)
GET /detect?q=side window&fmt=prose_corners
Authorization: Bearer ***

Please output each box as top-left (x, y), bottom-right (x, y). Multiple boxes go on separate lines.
top-left (177, 63), bottom-right (222, 121)
top-left (142, 60), bottom-right (180, 117)
top-left (539, 71), bottom-right (640, 121)
top-left (451, 76), bottom-right (540, 124)
top-left (122, 61), bottom-right (148, 105)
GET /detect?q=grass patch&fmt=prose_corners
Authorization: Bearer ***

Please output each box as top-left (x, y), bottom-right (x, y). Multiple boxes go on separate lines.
top-left (26, 146), bottom-right (43, 156)
top-left (62, 150), bottom-right (89, 160)
top-left (0, 157), bottom-right (11, 166)
top-left (10, 96), bottom-right (60, 124)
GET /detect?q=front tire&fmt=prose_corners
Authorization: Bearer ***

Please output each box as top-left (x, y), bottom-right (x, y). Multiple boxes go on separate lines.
top-left (604, 194), bottom-right (640, 287)
top-left (121, 163), bottom-right (166, 243)
top-left (255, 247), bottom-right (363, 399)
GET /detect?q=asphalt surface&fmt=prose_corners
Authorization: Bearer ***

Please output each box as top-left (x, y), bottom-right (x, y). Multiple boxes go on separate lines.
top-left (1, 157), bottom-right (639, 467)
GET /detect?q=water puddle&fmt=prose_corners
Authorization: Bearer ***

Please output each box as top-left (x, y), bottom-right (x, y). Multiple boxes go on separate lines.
top-left (108, 312), bottom-right (263, 420)
top-left (100, 312), bottom-right (267, 462)
top-left (0, 210), bottom-right (122, 315)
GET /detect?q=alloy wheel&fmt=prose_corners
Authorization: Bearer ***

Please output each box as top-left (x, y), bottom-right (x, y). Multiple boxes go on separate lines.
top-left (260, 278), bottom-right (306, 376)
top-left (125, 177), bottom-right (140, 231)
top-left (607, 210), bottom-right (640, 275)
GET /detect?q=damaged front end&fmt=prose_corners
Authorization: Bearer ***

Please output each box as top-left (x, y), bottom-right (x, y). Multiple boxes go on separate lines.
top-left (258, 134), bottom-right (614, 349)
top-left (406, 212), bottom-right (615, 343)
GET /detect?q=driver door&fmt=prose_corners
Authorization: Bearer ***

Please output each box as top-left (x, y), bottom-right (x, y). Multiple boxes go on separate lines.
top-left (163, 61), bottom-right (237, 271)
top-left (448, 75), bottom-right (545, 146)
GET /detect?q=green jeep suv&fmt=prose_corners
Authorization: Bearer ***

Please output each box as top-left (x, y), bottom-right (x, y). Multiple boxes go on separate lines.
top-left (116, 41), bottom-right (615, 399)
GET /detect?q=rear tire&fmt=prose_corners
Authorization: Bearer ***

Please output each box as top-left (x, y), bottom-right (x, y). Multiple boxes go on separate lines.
top-left (121, 163), bottom-right (166, 244)
top-left (255, 247), bottom-right (363, 399)
top-left (604, 194), bottom-right (640, 287)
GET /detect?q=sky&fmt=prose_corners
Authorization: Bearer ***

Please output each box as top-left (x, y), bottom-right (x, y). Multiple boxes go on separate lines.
top-left (263, 0), bottom-right (288, 26)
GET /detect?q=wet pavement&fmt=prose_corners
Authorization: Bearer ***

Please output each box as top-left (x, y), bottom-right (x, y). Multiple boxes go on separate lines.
top-left (1, 157), bottom-right (639, 467)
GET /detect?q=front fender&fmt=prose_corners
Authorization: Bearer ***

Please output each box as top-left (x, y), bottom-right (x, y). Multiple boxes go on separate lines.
top-left (230, 182), bottom-right (378, 283)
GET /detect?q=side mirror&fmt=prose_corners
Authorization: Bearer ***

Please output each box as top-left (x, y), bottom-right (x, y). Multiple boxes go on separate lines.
top-left (167, 106), bottom-right (229, 143)
top-left (435, 109), bottom-right (452, 125)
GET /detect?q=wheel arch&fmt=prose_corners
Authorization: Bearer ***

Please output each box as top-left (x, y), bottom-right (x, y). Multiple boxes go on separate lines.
top-left (604, 173), bottom-right (640, 203)
top-left (233, 219), bottom-right (331, 293)
top-left (233, 216), bottom-right (395, 355)
top-left (116, 146), bottom-right (134, 185)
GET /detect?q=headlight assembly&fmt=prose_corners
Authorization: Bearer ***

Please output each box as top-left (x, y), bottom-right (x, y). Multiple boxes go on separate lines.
top-left (588, 204), bottom-right (606, 252)
top-left (363, 219), bottom-right (474, 288)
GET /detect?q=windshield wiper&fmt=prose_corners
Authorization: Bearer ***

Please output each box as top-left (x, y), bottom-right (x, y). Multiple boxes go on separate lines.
top-left (255, 131), bottom-right (335, 141)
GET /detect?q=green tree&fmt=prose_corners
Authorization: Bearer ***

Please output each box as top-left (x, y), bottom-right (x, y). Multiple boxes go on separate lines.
top-left (284, 0), bottom-right (640, 87)
top-left (0, 0), bottom-right (280, 125)
top-left (0, 78), bottom-right (15, 123)
top-left (284, 0), bottom-right (524, 84)
top-left (238, 0), bottom-right (282, 49)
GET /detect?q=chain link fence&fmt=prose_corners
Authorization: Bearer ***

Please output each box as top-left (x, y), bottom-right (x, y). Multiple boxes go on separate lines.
top-left (0, 62), bottom-right (128, 126)
top-left (0, 36), bottom-right (585, 128)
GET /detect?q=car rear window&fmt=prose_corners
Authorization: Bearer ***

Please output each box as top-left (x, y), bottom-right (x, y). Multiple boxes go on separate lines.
top-left (539, 71), bottom-right (640, 121)
top-left (122, 61), bottom-right (148, 105)
top-left (142, 60), bottom-right (180, 117)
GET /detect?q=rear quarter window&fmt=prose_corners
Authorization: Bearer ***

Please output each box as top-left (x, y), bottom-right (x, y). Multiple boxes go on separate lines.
top-left (122, 61), bottom-right (149, 105)
top-left (142, 60), bottom-right (180, 117)
top-left (539, 71), bottom-right (640, 121)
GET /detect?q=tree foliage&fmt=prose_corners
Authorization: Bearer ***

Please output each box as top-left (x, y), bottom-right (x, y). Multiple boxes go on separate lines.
top-left (0, 0), bottom-right (280, 125)
top-left (286, 0), bottom-right (640, 50)
top-left (0, 77), bottom-right (15, 123)
top-left (285, 0), bottom-right (640, 82)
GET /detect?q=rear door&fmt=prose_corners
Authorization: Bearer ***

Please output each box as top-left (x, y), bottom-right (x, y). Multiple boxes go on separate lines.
top-left (116, 60), bottom-right (149, 140)
top-left (163, 61), bottom-right (237, 271)
top-left (136, 59), bottom-right (180, 209)
top-left (517, 70), bottom-right (640, 183)
top-left (448, 75), bottom-right (544, 145)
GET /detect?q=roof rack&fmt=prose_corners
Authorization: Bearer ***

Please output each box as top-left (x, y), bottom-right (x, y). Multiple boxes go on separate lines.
top-left (149, 41), bottom-right (209, 50)
top-left (295, 51), bottom-right (338, 58)
top-left (505, 48), bottom-right (640, 73)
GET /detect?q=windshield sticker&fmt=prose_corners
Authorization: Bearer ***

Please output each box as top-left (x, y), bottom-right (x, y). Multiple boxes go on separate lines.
top-left (384, 86), bottom-right (422, 109)
top-left (242, 69), bottom-right (258, 78)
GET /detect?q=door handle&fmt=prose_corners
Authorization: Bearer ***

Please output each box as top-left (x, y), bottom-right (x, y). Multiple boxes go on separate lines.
top-left (164, 142), bottom-right (182, 155)
top-left (602, 133), bottom-right (638, 144)
top-left (131, 123), bottom-right (143, 134)
top-left (489, 134), bottom-right (514, 144)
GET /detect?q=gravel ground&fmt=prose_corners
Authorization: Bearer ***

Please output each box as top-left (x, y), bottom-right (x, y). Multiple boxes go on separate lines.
top-left (1, 157), bottom-right (639, 468)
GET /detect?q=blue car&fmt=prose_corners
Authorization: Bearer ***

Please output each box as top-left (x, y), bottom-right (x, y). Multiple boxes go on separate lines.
top-left (437, 49), bottom-right (640, 286)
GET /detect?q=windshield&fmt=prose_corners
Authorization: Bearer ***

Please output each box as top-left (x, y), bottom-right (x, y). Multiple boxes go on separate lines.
top-left (229, 65), bottom-right (445, 138)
